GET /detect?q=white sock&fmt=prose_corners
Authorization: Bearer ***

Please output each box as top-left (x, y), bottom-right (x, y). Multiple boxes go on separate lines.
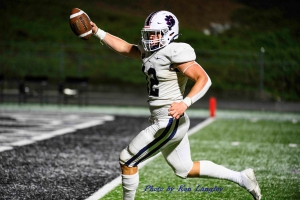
top-left (199, 160), bottom-right (242, 185)
top-left (122, 172), bottom-right (139, 200)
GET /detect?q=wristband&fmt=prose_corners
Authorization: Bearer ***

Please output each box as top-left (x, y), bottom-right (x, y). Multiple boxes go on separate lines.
top-left (182, 97), bottom-right (192, 107)
top-left (94, 28), bottom-right (106, 40)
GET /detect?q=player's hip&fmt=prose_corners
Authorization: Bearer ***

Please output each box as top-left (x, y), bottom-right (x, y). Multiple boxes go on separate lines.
top-left (149, 111), bottom-right (190, 143)
top-left (149, 104), bottom-right (184, 119)
top-left (123, 114), bottom-right (190, 167)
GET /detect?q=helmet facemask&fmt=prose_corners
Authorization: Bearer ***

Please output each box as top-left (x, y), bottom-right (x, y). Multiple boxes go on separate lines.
top-left (141, 28), bottom-right (169, 52)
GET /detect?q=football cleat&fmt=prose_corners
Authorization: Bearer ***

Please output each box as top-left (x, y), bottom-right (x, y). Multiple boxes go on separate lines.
top-left (240, 168), bottom-right (262, 200)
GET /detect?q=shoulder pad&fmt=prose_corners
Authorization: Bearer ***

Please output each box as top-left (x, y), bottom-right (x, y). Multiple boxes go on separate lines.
top-left (170, 43), bottom-right (196, 63)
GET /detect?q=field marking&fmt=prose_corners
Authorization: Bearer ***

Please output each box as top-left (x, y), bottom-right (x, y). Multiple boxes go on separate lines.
top-left (231, 142), bottom-right (240, 146)
top-left (2, 104), bottom-right (300, 122)
top-left (0, 120), bottom-right (105, 152)
top-left (0, 113), bottom-right (115, 152)
top-left (0, 146), bottom-right (13, 152)
top-left (85, 117), bottom-right (216, 200)
top-left (288, 143), bottom-right (297, 148)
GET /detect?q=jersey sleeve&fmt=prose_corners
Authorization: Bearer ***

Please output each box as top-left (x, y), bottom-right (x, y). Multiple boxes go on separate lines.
top-left (137, 43), bottom-right (144, 53)
top-left (171, 43), bottom-right (196, 63)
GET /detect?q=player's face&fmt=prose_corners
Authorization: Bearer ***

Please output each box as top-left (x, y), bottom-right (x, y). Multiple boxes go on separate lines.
top-left (149, 32), bottom-right (161, 39)
top-left (141, 29), bottom-right (163, 51)
top-left (148, 31), bottom-right (161, 46)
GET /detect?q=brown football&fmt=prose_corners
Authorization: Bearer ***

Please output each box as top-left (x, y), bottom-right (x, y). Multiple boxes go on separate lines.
top-left (69, 8), bottom-right (92, 40)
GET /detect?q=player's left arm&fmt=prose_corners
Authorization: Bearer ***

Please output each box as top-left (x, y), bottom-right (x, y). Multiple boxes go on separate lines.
top-left (168, 61), bottom-right (211, 119)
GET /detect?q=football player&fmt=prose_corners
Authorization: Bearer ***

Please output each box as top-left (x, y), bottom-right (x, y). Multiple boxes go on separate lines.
top-left (90, 10), bottom-right (261, 200)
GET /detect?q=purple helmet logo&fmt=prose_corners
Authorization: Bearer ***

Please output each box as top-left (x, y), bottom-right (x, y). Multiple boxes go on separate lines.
top-left (165, 15), bottom-right (175, 30)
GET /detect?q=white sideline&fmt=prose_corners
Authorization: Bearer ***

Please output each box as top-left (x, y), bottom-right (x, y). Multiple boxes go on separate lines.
top-left (0, 120), bottom-right (107, 153)
top-left (86, 117), bottom-right (216, 200)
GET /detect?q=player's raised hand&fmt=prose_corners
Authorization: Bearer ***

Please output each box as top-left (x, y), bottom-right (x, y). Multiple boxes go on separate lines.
top-left (90, 21), bottom-right (98, 34)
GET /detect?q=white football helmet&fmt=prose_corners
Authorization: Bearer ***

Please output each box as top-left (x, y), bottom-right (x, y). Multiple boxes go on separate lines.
top-left (141, 10), bottom-right (179, 52)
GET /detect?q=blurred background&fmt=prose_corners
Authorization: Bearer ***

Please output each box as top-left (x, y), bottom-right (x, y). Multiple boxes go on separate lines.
top-left (0, 0), bottom-right (299, 111)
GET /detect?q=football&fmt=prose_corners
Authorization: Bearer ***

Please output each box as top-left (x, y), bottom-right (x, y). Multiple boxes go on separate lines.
top-left (69, 8), bottom-right (92, 40)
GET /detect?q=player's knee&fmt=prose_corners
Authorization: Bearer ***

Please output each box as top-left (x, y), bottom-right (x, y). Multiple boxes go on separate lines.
top-left (174, 167), bottom-right (191, 179)
top-left (173, 164), bottom-right (193, 179)
top-left (175, 172), bottom-right (188, 179)
top-left (119, 147), bottom-right (132, 165)
top-left (172, 160), bottom-right (193, 179)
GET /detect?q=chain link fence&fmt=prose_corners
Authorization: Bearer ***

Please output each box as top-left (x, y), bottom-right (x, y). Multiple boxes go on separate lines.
top-left (0, 42), bottom-right (299, 103)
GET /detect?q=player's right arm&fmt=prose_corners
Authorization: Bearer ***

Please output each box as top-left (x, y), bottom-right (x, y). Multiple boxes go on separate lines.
top-left (90, 21), bottom-right (141, 59)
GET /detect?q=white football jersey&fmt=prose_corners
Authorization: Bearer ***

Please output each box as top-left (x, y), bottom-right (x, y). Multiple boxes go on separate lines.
top-left (139, 42), bottom-right (196, 107)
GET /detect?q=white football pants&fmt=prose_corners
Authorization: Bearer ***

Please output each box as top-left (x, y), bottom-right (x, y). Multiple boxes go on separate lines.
top-left (120, 106), bottom-right (193, 178)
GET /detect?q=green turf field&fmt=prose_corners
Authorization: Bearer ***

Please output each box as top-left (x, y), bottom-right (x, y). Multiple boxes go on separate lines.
top-left (102, 118), bottom-right (300, 200)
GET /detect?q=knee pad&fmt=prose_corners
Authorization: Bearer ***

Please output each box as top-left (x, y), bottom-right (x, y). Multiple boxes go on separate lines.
top-left (175, 172), bottom-right (187, 179)
top-left (161, 134), bottom-right (193, 179)
top-left (119, 147), bottom-right (132, 165)
top-left (171, 139), bottom-right (193, 179)
top-left (174, 159), bottom-right (193, 179)
top-left (170, 150), bottom-right (193, 179)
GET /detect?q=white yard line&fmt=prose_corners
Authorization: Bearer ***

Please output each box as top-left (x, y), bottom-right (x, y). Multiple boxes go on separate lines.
top-left (0, 119), bottom-right (110, 153)
top-left (86, 117), bottom-right (216, 200)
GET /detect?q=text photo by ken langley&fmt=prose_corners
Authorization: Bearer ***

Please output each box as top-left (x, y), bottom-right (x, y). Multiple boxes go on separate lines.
top-left (143, 184), bottom-right (224, 194)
